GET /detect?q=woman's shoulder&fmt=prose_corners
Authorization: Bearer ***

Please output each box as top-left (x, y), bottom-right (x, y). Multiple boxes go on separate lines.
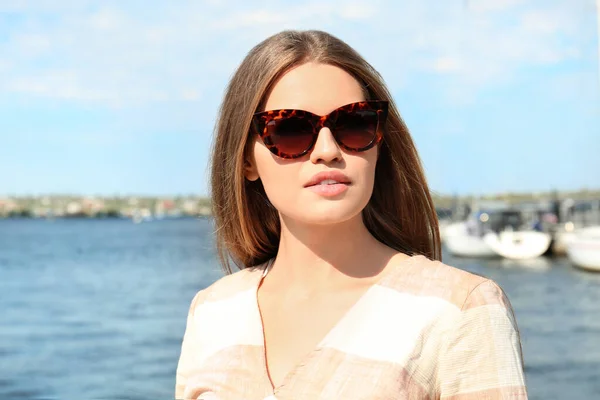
top-left (187, 264), bottom-right (266, 311)
top-left (386, 254), bottom-right (511, 312)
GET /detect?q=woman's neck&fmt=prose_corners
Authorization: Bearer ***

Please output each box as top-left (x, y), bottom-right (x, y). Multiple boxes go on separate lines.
top-left (264, 212), bottom-right (403, 294)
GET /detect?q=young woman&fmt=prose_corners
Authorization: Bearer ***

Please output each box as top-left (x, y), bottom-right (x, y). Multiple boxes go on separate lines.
top-left (175, 30), bottom-right (527, 400)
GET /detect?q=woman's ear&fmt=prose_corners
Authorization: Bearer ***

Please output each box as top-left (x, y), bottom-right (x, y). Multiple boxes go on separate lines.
top-left (244, 159), bottom-right (259, 181)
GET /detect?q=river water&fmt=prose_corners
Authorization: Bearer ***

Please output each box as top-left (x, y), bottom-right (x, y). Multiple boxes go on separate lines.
top-left (0, 218), bottom-right (598, 399)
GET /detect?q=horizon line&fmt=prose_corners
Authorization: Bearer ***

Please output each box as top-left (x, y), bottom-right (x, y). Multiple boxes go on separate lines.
top-left (2, 187), bottom-right (600, 199)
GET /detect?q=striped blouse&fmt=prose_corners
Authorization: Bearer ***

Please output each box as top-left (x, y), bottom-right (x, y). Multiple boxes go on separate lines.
top-left (175, 255), bottom-right (527, 399)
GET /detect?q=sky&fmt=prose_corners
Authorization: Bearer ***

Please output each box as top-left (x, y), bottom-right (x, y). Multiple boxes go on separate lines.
top-left (0, 0), bottom-right (598, 197)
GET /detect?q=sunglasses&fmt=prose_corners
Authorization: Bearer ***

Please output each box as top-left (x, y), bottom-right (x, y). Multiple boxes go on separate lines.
top-left (251, 100), bottom-right (389, 159)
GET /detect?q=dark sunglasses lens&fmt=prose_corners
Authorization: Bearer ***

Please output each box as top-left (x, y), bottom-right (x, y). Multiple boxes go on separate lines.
top-left (267, 117), bottom-right (314, 155)
top-left (335, 110), bottom-right (379, 149)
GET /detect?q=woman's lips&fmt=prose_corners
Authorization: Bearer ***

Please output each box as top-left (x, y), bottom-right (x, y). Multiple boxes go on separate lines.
top-left (304, 171), bottom-right (351, 188)
top-left (305, 183), bottom-right (349, 197)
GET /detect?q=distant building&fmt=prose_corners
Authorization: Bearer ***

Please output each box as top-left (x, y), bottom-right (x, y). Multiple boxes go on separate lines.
top-left (66, 202), bottom-right (83, 215)
top-left (0, 198), bottom-right (19, 216)
top-left (183, 199), bottom-right (198, 215)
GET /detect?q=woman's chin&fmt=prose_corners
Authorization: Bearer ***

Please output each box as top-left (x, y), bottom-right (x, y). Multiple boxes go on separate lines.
top-left (279, 203), bottom-right (364, 226)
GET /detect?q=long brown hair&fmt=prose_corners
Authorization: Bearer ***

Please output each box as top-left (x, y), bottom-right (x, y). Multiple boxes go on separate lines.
top-left (210, 30), bottom-right (441, 274)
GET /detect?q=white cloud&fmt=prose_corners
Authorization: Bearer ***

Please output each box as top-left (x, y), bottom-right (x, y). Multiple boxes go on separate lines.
top-left (339, 2), bottom-right (379, 20)
top-left (466, 0), bottom-right (525, 14)
top-left (433, 56), bottom-right (462, 73)
top-left (0, 0), bottom-right (595, 107)
top-left (12, 33), bottom-right (52, 57)
top-left (181, 89), bottom-right (201, 101)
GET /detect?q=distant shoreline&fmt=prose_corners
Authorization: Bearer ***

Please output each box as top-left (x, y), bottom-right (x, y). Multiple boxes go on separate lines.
top-left (1, 189), bottom-right (599, 219)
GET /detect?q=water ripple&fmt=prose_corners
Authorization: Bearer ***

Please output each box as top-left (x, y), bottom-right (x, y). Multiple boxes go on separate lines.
top-left (1, 219), bottom-right (598, 399)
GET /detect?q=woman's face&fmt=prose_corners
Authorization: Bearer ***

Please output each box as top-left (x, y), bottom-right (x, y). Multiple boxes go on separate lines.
top-left (245, 62), bottom-right (379, 225)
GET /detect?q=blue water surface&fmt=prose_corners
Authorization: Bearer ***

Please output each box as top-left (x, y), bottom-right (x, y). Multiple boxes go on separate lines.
top-left (0, 218), bottom-right (599, 399)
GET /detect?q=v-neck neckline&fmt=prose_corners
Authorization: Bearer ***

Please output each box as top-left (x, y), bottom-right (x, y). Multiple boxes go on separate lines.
top-left (253, 255), bottom-right (415, 393)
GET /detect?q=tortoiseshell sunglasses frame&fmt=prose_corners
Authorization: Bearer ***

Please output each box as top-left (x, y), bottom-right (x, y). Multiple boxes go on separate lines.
top-left (251, 100), bottom-right (389, 159)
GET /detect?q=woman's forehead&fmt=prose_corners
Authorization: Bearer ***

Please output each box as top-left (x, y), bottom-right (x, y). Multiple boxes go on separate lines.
top-left (263, 62), bottom-right (365, 115)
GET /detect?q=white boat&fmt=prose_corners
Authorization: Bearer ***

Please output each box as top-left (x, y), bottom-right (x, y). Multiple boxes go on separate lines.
top-left (553, 196), bottom-right (600, 255)
top-left (443, 222), bottom-right (498, 258)
top-left (483, 230), bottom-right (552, 260)
top-left (438, 219), bottom-right (452, 244)
top-left (552, 227), bottom-right (576, 256)
top-left (566, 226), bottom-right (600, 272)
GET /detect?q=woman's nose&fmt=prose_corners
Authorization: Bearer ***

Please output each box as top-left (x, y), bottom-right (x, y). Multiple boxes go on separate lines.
top-left (309, 127), bottom-right (343, 163)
